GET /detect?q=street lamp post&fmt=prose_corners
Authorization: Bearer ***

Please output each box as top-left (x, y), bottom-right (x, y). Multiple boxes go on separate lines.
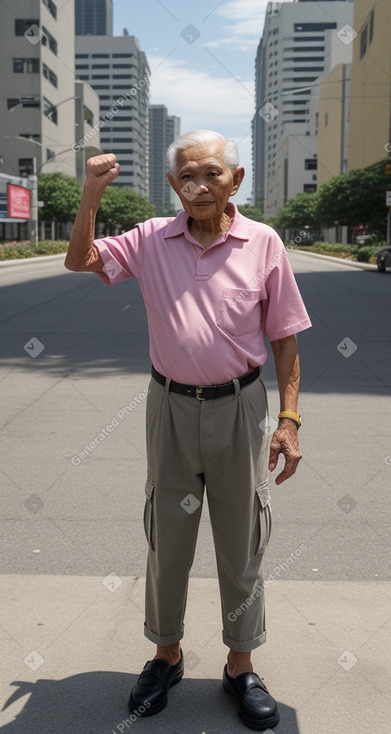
top-left (29, 156), bottom-right (39, 247)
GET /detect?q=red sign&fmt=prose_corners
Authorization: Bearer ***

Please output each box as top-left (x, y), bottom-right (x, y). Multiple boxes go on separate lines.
top-left (7, 184), bottom-right (31, 219)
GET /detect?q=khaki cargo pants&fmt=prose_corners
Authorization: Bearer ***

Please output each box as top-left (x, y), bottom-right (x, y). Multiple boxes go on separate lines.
top-left (142, 372), bottom-right (272, 653)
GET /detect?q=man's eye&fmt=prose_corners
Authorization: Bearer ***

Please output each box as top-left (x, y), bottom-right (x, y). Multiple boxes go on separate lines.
top-left (209, 172), bottom-right (220, 177)
top-left (181, 174), bottom-right (192, 180)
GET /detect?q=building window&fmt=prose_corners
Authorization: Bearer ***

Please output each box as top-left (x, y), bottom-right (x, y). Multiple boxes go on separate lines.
top-left (92, 64), bottom-right (109, 69)
top-left (76, 64), bottom-right (88, 69)
top-left (7, 97), bottom-right (40, 110)
top-left (112, 53), bottom-right (134, 58)
top-left (46, 148), bottom-right (55, 161)
top-left (43, 96), bottom-right (57, 124)
top-left (43, 62), bottom-right (57, 87)
top-left (41, 26), bottom-right (57, 55)
top-left (294, 23), bottom-right (336, 32)
top-left (13, 58), bottom-right (39, 73)
top-left (15, 19), bottom-right (39, 35)
top-left (42, 0), bottom-right (57, 20)
top-left (112, 63), bottom-right (134, 68)
top-left (303, 184), bottom-right (317, 193)
top-left (113, 74), bottom-right (131, 79)
top-left (20, 133), bottom-right (41, 141)
top-left (19, 158), bottom-right (34, 175)
top-left (292, 37), bottom-right (324, 43)
top-left (360, 25), bottom-right (368, 58)
top-left (305, 159), bottom-right (317, 170)
top-left (92, 74), bottom-right (110, 79)
top-left (77, 75), bottom-right (89, 80)
top-left (76, 54), bottom-right (88, 58)
top-left (92, 53), bottom-right (109, 58)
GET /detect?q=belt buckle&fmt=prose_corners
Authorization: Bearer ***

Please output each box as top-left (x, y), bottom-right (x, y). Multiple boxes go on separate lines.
top-left (196, 386), bottom-right (206, 401)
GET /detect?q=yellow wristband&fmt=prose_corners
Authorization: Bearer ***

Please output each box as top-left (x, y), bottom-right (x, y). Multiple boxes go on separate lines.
top-left (278, 410), bottom-right (301, 428)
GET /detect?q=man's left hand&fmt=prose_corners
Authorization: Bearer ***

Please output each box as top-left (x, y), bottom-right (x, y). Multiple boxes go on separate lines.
top-left (268, 420), bottom-right (302, 485)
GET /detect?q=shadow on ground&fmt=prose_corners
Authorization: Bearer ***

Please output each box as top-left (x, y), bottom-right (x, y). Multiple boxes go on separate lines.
top-left (0, 672), bottom-right (299, 733)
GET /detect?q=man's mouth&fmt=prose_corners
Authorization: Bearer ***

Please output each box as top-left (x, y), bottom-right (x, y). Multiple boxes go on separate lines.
top-left (193, 201), bottom-right (214, 206)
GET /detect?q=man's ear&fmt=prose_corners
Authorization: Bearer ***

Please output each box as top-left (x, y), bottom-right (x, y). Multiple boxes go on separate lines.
top-left (167, 171), bottom-right (179, 194)
top-left (230, 167), bottom-right (245, 196)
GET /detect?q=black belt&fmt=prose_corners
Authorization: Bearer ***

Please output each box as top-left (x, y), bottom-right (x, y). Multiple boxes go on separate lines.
top-left (151, 365), bottom-right (260, 400)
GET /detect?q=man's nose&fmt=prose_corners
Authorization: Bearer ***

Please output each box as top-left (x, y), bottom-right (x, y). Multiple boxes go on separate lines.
top-left (197, 182), bottom-right (209, 192)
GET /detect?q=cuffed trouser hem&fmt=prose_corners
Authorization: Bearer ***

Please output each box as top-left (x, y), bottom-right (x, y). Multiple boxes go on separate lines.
top-left (222, 630), bottom-right (267, 652)
top-left (144, 622), bottom-right (184, 646)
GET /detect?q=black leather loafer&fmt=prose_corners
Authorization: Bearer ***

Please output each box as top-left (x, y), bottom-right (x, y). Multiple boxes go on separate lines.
top-left (128, 649), bottom-right (184, 716)
top-left (223, 665), bottom-right (280, 730)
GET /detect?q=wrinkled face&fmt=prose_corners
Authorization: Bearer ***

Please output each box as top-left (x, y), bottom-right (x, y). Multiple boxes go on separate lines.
top-left (167, 140), bottom-right (244, 220)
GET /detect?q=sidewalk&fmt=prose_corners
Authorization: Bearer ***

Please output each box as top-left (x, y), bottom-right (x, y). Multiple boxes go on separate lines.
top-left (0, 575), bottom-right (390, 733)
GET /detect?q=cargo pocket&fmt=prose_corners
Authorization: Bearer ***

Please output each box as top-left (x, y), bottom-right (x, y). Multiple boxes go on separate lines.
top-left (255, 479), bottom-right (272, 554)
top-left (143, 476), bottom-right (155, 551)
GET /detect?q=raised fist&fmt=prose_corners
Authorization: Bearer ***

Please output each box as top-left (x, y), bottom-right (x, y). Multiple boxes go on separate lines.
top-left (85, 153), bottom-right (120, 196)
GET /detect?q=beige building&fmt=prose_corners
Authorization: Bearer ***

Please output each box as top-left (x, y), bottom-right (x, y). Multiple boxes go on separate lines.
top-left (348, 0), bottom-right (391, 170)
top-left (0, 0), bottom-right (82, 179)
top-left (317, 63), bottom-right (351, 186)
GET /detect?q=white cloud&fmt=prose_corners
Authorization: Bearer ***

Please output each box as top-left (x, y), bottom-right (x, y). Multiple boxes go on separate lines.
top-left (205, 0), bottom-right (294, 49)
top-left (149, 53), bottom-right (254, 131)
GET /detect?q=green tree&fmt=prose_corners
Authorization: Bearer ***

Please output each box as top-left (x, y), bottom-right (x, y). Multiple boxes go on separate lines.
top-left (38, 173), bottom-right (81, 222)
top-left (98, 187), bottom-right (155, 232)
top-left (237, 204), bottom-right (265, 223)
top-left (272, 192), bottom-right (320, 230)
top-left (317, 161), bottom-right (390, 237)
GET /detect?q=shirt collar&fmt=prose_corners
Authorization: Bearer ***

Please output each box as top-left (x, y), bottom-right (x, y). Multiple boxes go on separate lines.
top-left (163, 202), bottom-right (249, 242)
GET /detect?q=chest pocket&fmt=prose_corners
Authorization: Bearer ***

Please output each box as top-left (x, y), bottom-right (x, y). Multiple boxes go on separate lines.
top-left (218, 288), bottom-right (262, 337)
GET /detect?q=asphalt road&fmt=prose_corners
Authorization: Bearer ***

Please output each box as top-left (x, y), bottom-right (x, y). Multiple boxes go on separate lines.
top-left (1, 250), bottom-right (391, 734)
top-left (1, 251), bottom-right (390, 581)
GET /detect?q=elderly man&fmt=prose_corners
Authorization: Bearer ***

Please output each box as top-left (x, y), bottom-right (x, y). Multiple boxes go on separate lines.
top-left (65, 130), bottom-right (311, 731)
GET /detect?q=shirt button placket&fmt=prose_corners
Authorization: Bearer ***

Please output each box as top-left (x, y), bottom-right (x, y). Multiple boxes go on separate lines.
top-left (195, 253), bottom-right (210, 279)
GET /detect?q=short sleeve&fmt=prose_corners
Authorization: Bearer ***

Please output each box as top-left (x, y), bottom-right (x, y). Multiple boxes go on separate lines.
top-left (262, 246), bottom-right (312, 342)
top-left (94, 223), bottom-right (145, 285)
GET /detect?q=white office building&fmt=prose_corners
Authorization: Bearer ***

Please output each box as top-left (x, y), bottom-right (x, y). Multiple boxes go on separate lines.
top-left (75, 33), bottom-right (150, 197)
top-left (252, 0), bottom-right (354, 215)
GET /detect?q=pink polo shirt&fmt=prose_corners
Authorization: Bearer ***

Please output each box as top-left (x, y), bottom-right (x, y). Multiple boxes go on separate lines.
top-left (94, 202), bottom-right (311, 384)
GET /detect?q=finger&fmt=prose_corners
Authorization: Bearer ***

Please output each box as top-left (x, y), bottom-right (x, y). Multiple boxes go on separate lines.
top-left (268, 441), bottom-right (280, 472)
top-left (274, 456), bottom-right (301, 485)
top-left (87, 154), bottom-right (118, 176)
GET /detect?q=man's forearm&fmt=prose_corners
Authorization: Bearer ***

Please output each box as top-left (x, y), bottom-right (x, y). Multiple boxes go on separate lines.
top-left (65, 153), bottom-right (119, 272)
top-left (64, 189), bottom-right (103, 272)
top-left (270, 335), bottom-right (300, 413)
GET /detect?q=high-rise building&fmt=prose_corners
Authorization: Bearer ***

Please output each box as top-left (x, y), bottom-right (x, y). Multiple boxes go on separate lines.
top-left (149, 105), bottom-right (180, 214)
top-left (348, 0), bottom-right (391, 171)
top-left (75, 33), bottom-right (150, 196)
top-left (0, 0), bottom-right (79, 180)
top-left (252, 0), bottom-right (353, 214)
top-left (75, 0), bottom-right (113, 36)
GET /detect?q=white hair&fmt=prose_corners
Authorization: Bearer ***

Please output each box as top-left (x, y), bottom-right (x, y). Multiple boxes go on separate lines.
top-left (167, 129), bottom-right (239, 174)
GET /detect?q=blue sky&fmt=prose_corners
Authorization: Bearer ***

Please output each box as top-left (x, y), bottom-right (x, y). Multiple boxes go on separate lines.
top-left (112, 0), bottom-right (295, 203)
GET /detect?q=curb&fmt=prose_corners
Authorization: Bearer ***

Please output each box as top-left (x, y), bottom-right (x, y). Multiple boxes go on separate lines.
top-left (292, 249), bottom-right (378, 270)
top-left (0, 253), bottom-right (66, 268)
